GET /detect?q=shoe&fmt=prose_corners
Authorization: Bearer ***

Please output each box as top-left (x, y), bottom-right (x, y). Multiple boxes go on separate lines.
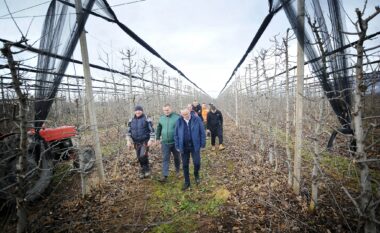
top-left (211, 146), bottom-right (216, 151)
top-left (159, 176), bottom-right (168, 183)
top-left (144, 170), bottom-right (151, 178)
top-left (182, 183), bottom-right (190, 191)
top-left (219, 144), bottom-right (225, 150)
top-left (138, 170), bottom-right (145, 179)
top-left (195, 177), bottom-right (200, 186)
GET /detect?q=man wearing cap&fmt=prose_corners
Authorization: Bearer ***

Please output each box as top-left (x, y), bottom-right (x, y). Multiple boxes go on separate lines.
top-left (127, 105), bottom-right (155, 179)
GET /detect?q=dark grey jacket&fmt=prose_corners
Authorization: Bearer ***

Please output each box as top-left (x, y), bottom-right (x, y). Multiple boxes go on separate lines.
top-left (127, 114), bottom-right (155, 143)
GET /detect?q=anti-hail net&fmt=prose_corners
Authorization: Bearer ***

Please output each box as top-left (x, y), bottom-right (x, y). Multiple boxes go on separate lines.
top-left (219, 0), bottom-right (361, 146)
top-left (35, 0), bottom-right (96, 129)
top-left (36, 0), bottom-right (369, 143)
top-left (281, 0), bottom-right (353, 145)
top-left (34, 0), bottom-right (203, 129)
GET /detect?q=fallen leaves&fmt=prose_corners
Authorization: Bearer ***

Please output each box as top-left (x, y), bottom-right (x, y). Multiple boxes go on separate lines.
top-left (16, 119), bottom-right (362, 233)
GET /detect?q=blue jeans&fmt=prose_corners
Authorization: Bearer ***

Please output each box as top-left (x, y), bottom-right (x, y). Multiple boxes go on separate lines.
top-left (161, 143), bottom-right (181, 177)
top-left (181, 147), bottom-right (201, 185)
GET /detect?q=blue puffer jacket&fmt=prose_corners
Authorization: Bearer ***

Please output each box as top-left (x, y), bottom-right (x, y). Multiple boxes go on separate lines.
top-left (174, 115), bottom-right (206, 153)
top-left (127, 114), bottom-right (155, 143)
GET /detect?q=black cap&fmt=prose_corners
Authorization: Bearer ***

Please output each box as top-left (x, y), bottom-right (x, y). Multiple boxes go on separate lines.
top-left (134, 105), bottom-right (143, 111)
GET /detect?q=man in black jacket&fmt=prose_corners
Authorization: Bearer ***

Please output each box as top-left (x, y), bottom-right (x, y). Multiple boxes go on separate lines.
top-left (207, 104), bottom-right (225, 151)
top-left (127, 105), bottom-right (155, 179)
top-left (192, 100), bottom-right (203, 121)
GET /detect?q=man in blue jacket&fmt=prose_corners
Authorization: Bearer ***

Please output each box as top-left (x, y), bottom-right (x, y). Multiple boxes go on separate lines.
top-left (127, 105), bottom-right (155, 179)
top-left (175, 108), bottom-right (206, 190)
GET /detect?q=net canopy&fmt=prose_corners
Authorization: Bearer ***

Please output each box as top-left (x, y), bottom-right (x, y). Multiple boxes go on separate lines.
top-left (36, 0), bottom-right (370, 147)
top-left (280, 0), bottom-right (353, 146)
top-left (220, 0), bottom-right (359, 147)
top-left (34, 0), bottom-right (204, 129)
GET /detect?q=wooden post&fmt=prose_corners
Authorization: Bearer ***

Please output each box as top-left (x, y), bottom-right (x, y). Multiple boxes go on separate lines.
top-left (293, 0), bottom-right (304, 195)
top-left (74, 0), bottom-right (105, 187)
top-left (179, 78), bottom-right (183, 109)
top-left (284, 29), bottom-right (293, 187)
top-left (235, 76), bottom-right (239, 126)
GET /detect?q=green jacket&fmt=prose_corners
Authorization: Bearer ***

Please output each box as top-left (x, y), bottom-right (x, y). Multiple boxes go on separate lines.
top-left (156, 113), bottom-right (180, 144)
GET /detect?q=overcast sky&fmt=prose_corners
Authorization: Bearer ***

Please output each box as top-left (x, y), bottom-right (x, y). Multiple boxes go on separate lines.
top-left (0, 0), bottom-right (379, 98)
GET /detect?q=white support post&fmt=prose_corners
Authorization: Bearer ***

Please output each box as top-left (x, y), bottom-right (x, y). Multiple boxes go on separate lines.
top-left (293, 0), bottom-right (304, 195)
top-left (74, 0), bottom-right (105, 189)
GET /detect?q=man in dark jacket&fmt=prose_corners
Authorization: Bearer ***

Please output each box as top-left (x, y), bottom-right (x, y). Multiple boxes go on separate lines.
top-left (192, 100), bottom-right (203, 121)
top-left (127, 105), bottom-right (155, 179)
top-left (175, 108), bottom-right (206, 190)
top-left (156, 104), bottom-right (181, 182)
top-left (207, 104), bottom-right (225, 151)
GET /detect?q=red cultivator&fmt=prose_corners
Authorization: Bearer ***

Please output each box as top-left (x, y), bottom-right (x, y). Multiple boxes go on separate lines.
top-left (0, 125), bottom-right (95, 205)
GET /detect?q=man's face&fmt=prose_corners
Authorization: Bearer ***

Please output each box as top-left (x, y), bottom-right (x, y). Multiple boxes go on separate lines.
top-left (187, 104), bottom-right (192, 111)
top-left (202, 104), bottom-right (206, 108)
top-left (163, 106), bottom-right (171, 116)
top-left (182, 111), bottom-right (191, 121)
top-left (135, 110), bottom-right (143, 117)
top-left (193, 101), bottom-right (198, 106)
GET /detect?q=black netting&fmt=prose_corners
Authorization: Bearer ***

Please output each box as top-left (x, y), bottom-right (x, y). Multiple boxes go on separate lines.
top-left (217, 0), bottom-right (357, 147)
top-left (34, 0), bottom-right (205, 130)
top-left (35, 0), bottom-right (96, 129)
top-left (280, 0), bottom-right (353, 145)
top-left (219, 0), bottom-right (284, 94)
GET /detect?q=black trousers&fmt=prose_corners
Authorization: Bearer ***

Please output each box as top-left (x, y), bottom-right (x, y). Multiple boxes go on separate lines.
top-left (181, 146), bottom-right (201, 185)
top-left (134, 142), bottom-right (150, 172)
top-left (210, 126), bottom-right (223, 146)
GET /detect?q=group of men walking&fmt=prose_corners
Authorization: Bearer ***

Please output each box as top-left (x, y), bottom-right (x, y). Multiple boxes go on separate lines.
top-left (126, 101), bottom-right (224, 191)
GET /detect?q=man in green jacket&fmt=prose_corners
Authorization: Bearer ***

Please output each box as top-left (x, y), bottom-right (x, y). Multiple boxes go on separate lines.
top-left (156, 104), bottom-right (181, 182)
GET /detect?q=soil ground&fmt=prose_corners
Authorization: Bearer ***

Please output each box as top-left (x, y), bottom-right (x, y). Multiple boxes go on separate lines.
top-left (3, 118), bottom-right (367, 232)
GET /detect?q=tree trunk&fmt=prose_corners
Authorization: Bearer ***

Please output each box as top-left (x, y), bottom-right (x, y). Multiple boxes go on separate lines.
top-left (2, 43), bottom-right (28, 233)
top-left (353, 8), bottom-right (379, 232)
top-left (310, 97), bottom-right (324, 211)
top-left (127, 50), bottom-right (134, 117)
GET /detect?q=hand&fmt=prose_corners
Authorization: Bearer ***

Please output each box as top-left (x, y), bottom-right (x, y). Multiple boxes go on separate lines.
top-left (127, 141), bottom-right (133, 150)
top-left (156, 140), bottom-right (161, 146)
top-left (147, 140), bottom-right (153, 147)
